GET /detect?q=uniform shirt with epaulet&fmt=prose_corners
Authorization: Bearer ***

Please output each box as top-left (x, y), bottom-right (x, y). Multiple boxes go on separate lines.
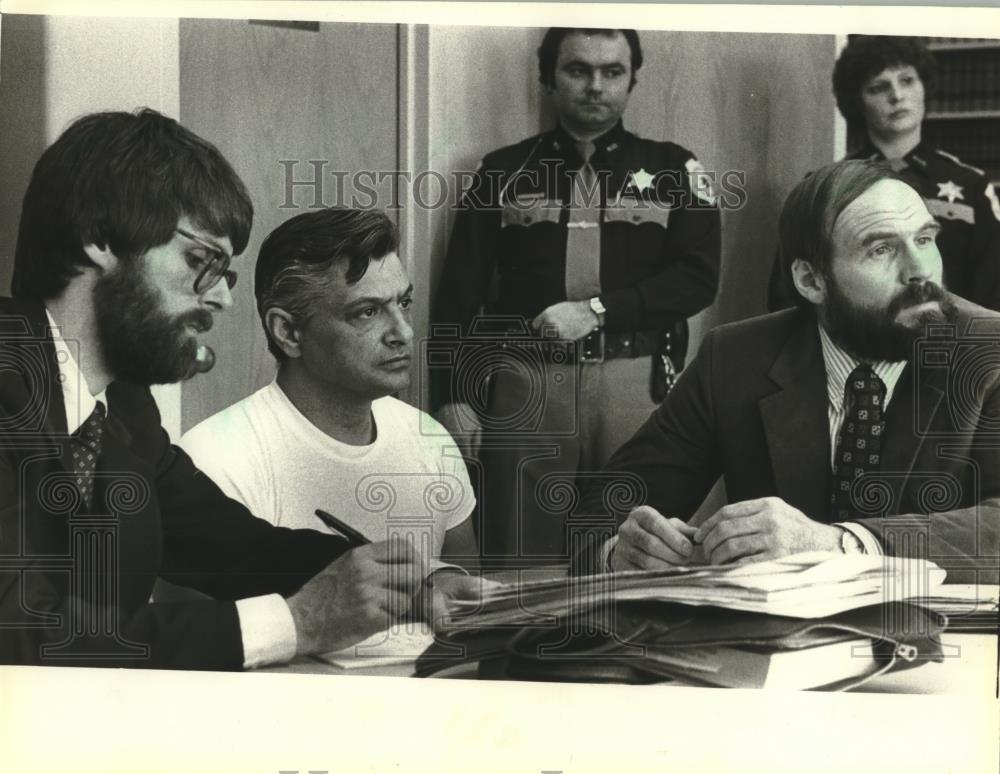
top-left (430, 120), bottom-right (722, 408)
top-left (849, 141), bottom-right (1000, 310)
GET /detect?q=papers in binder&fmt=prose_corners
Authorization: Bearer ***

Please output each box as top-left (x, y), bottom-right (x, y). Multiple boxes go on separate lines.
top-left (915, 584), bottom-right (1000, 631)
top-left (449, 552), bottom-right (946, 623)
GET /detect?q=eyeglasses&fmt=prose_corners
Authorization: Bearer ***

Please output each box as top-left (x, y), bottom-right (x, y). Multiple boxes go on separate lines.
top-left (175, 228), bottom-right (238, 294)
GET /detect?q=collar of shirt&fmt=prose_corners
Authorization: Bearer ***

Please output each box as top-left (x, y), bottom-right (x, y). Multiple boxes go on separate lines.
top-left (853, 140), bottom-right (931, 178)
top-left (817, 322), bottom-right (907, 414)
top-left (550, 120), bottom-right (627, 160)
top-left (45, 308), bottom-right (107, 434)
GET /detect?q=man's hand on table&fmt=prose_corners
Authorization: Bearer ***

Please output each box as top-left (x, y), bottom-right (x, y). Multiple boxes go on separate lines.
top-left (695, 497), bottom-right (842, 563)
top-left (287, 536), bottom-right (425, 656)
top-left (612, 505), bottom-right (703, 571)
top-left (612, 498), bottom-right (843, 571)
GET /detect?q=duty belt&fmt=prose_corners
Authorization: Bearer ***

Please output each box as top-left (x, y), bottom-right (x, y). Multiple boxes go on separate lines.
top-left (523, 330), bottom-right (663, 364)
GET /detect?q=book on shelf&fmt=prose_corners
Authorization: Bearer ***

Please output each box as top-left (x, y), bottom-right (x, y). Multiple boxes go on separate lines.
top-left (926, 48), bottom-right (1000, 114)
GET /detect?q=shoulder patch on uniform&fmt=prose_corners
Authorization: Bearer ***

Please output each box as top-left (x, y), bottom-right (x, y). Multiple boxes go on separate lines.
top-left (685, 157), bottom-right (717, 206)
top-left (986, 183), bottom-right (1000, 222)
top-left (933, 149), bottom-right (985, 176)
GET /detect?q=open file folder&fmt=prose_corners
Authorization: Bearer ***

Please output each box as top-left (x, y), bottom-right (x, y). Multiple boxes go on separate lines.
top-left (421, 554), bottom-right (950, 688)
top-left (449, 552), bottom-right (947, 623)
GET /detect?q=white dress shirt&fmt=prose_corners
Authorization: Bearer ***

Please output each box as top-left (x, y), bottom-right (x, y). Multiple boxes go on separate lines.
top-left (45, 309), bottom-right (297, 668)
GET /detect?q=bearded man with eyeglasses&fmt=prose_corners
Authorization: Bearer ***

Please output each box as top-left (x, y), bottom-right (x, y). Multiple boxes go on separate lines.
top-left (0, 109), bottom-right (431, 670)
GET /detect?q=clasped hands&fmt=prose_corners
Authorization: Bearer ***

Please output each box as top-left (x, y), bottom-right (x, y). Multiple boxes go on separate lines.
top-left (287, 536), bottom-right (485, 657)
top-left (532, 300), bottom-right (600, 341)
top-left (612, 497), bottom-right (844, 572)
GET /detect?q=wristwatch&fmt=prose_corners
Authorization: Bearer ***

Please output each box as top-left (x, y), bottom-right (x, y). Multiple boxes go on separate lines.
top-left (589, 296), bottom-right (607, 330)
top-left (840, 528), bottom-right (864, 555)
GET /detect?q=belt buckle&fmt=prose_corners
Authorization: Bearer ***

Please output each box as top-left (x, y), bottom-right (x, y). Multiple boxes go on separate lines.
top-left (580, 330), bottom-right (605, 363)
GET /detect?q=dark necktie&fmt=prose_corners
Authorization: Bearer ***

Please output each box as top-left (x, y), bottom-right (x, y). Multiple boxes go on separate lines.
top-left (71, 401), bottom-right (106, 511)
top-left (830, 365), bottom-right (886, 520)
top-left (564, 140), bottom-right (602, 301)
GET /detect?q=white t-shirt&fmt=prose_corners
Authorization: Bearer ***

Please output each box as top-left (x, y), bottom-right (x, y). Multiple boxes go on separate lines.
top-left (180, 382), bottom-right (474, 560)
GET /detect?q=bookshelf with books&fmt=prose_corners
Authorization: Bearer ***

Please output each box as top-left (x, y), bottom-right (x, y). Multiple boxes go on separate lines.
top-left (843, 37), bottom-right (1000, 185)
top-left (924, 37), bottom-right (1000, 185)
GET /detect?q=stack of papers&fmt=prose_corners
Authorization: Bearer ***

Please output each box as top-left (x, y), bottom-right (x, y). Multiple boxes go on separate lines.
top-left (449, 552), bottom-right (946, 623)
top-left (915, 584), bottom-right (999, 632)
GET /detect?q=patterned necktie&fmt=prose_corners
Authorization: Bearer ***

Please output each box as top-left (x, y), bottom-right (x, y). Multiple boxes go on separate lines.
top-left (71, 401), bottom-right (106, 511)
top-left (830, 365), bottom-right (886, 520)
top-left (565, 140), bottom-right (602, 301)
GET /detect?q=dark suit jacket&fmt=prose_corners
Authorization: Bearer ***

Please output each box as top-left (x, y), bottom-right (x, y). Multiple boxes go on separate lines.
top-left (0, 298), bottom-right (349, 670)
top-left (574, 300), bottom-right (1000, 583)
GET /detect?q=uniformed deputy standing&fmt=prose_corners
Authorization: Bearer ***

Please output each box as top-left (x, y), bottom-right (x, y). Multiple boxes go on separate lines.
top-left (769, 35), bottom-right (1000, 311)
top-left (429, 28), bottom-right (721, 564)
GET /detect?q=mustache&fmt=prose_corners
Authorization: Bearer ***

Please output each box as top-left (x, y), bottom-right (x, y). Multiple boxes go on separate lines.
top-left (888, 282), bottom-right (947, 317)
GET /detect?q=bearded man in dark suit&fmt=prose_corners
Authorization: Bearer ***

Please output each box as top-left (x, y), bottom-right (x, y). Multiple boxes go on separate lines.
top-left (575, 159), bottom-right (1000, 585)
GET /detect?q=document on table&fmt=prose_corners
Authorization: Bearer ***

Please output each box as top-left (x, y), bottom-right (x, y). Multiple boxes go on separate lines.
top-left (315, 624), bottom-right (436, 668)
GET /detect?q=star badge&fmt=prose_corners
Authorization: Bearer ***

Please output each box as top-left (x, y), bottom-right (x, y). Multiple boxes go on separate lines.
top-left (937, 180), bottom-right (964, 204)
top-left (629, 168), bottom-right (654, 193)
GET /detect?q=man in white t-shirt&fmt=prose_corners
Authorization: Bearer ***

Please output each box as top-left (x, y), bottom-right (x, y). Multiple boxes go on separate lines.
top-left (181, 207), bottom-right (480, 607)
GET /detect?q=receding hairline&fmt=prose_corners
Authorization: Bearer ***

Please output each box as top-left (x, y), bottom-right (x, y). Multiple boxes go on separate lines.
top-left (830, 179), bottom-right (937, 248)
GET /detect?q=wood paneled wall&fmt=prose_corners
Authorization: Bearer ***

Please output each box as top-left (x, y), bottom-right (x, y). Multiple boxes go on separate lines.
top-left (0, 15), bottom-right (46, 296)
top-left (178, 19), bottom-right (399, 432)
top-left (626, 32), bottom-right (837, 332)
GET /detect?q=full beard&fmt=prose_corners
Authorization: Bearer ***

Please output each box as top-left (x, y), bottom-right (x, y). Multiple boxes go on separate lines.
top-left (93, 260), bottom-right (213, 385)
top-left (822, 278), bottom-right (958, 362)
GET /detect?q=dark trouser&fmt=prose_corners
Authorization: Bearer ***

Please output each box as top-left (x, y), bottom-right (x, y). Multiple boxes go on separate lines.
top-left (476, 355), bottom-right (655, 566)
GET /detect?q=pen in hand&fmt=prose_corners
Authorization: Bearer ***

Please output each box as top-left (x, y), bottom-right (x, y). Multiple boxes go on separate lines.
top-left (315, 509), bottom-right (372, 548)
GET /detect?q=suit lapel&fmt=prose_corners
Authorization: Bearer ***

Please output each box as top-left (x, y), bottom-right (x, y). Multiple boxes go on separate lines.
top-left (103, 383), bottom-right (134, 450)
top-left (758, 318), bottom-right (832, 520)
